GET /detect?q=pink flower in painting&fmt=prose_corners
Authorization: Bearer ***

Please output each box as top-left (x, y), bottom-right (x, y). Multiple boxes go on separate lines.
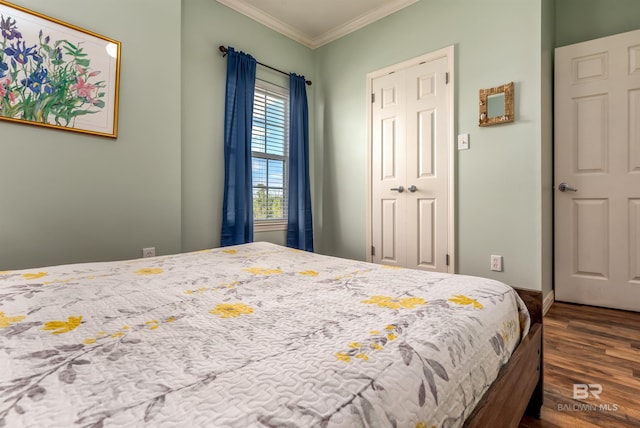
top-left (0, 76), bottom-right (15, 104)
top-left (70, 77), bottom-right (96, 101)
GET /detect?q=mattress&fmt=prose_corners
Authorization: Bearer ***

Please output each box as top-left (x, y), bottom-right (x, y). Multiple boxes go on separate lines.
top-left (0, 242), bottom-right (530, 427)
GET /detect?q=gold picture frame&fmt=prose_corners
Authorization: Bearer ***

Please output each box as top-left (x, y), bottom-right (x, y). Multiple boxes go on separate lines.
top-left (0, 1), bottom-right (121, 138)
top-left (479, 82), bottom-right (514, 127)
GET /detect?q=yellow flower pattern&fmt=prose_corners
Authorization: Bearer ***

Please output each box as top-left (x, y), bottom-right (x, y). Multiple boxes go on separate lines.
top-left (22, 271), bottom-right (47, 280)
top-left (210, 303), bottom-right (254, 318)
top-left (501, 320), bottom-right (518, 344)
top-left (185, 281), bottom-right (240, 295)
top-left (243, 267), bottom-right (283, 275)
top-left (448, 295), bottom-right (484, 309)
top-left (336, 352), bottom-right (351, 363)
top-left (223, 249), bottom-right (237, 255)
top-left (299, 270), bottom-right (318, 276)
top-left (336, 323), bottom-right (404, 363)
top-left (42, 316), bottom-right (82, 335)
top-left (135, 268), bottom-right (164, 276)
top-left (82, 318), bottom-right (177, 345)
top-left (0, 311), bottom-right (26, 329)
top-left (362, 295), bottom-right (427, 310)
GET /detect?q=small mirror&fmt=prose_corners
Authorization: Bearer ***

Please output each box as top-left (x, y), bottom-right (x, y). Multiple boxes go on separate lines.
top-left (479, 82), bottom-right (514, 126)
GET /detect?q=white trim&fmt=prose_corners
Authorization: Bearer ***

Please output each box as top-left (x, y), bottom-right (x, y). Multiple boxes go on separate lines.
top-left (216, 0), bottom-right (314, 48)
top-left (216, 0), bottom-right (418, 49)
top-left (543, 289), bottom-right (555, 316)
top-left (312, 0), bottom-right (419, 49)
top-left (365, 46), bottom-right (456, 272)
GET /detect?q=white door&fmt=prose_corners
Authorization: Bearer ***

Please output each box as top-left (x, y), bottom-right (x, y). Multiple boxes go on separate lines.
top-left (555, 29), bottom-right (640, 311)
top-left (369, 48), bottom-right (453, 272)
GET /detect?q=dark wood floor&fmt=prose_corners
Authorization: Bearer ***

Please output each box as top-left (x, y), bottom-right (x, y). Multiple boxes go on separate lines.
top-left (519, 301), bottom-right (640, 428)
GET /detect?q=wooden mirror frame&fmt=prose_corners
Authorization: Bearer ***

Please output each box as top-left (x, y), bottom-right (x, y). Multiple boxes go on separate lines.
top-left (479, 82), bottom-right (514, 126)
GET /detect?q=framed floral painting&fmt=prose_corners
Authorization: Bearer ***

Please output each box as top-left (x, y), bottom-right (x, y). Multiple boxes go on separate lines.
top-left (0, 1), bottom-right (121, 138)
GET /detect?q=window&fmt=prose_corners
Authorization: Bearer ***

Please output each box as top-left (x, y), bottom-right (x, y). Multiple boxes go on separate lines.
top-left (251, 80), bottom-right (289, 231)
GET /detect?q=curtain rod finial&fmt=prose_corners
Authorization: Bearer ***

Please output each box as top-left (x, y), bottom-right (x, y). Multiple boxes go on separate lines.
top-left (219, 45), bottom-right (228, 56)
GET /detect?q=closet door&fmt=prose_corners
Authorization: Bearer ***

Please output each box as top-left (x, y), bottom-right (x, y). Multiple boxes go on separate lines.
top-left (370, 52), bottom-right (452, 272)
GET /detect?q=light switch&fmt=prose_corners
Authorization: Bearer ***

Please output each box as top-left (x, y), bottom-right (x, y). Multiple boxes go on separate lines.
top-left (458, 133), bottom-right (470, 150)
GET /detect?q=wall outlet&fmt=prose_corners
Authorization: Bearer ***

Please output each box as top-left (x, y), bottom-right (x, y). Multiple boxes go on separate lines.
top-left (142, 247), bottom-right (156, 258)
top-left (490, 255), bottom-right (503, 272)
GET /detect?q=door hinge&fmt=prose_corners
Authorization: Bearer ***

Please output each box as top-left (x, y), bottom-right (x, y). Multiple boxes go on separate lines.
top-left (445, 72), bottom-right (449, 84)
top-left (371, 246), bottom-right (376, 256)
top-left (371, 93), bottom-right (375, 103)
top-left (445, 254), bottom-right (450, 266)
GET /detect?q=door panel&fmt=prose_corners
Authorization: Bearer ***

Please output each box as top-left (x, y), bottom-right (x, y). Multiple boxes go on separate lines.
top-left (381, 199), bottom-right (400, 263)
top-left (372, 71), bottom-right (406, 267)
top-left (573, 199), bottom-right (608, 278)
top-left (371, 54), bottom-right (450, 272)
top-left (417, 198), bottom-right (436, 268)
top-left (555, 29), bottom-right (640, 311)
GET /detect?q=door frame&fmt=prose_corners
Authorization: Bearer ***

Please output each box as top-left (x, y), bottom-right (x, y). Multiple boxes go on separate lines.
top-left (365, 46), bottom-right (456, 272)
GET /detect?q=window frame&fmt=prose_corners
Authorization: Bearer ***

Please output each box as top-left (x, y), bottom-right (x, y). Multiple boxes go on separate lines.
top-left (251, 79), bottom-right (289, 232)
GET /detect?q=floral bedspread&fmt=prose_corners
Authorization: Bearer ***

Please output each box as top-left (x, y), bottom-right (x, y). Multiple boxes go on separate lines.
top-left (0, 242), bottom-right (530, 427)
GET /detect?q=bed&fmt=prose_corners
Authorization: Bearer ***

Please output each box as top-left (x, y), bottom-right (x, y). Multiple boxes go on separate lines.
top-left (0, 242), bottom-right (542, 427)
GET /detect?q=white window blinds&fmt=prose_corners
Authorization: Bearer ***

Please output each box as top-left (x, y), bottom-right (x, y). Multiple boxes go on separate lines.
top-left (251, 80), bottom-right (289, 221)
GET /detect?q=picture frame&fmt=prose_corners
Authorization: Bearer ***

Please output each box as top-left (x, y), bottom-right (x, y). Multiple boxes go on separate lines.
top-left (0, 1), bottom-right (121, 138)
top-left (478, 82), bottom-right (514, 127)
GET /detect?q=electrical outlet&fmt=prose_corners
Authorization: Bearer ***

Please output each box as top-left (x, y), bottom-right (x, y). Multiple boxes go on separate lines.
top-left (490, 255), bottom-right (503, 272)
top-left (142, 247), bottom-right (156, 258)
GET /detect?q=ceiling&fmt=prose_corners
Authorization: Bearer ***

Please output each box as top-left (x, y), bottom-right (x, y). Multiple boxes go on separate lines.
top-left (216, 0), bottom-right (419, 49)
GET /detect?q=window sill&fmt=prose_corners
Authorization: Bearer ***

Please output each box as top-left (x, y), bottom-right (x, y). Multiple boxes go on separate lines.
top-left (254, 220), bottom-right (287, 232)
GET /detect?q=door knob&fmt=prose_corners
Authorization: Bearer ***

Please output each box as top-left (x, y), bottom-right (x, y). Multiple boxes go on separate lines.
top-left (408, 185), bottom-right (417, 193)
top-left (558, 182), bottom-right (577, 192)
top-left (390, 185), bottom-right (405, 193)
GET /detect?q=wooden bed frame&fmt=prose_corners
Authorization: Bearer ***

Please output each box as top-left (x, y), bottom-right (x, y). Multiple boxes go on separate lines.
top-left (464, 288), bottom-right (543, 428)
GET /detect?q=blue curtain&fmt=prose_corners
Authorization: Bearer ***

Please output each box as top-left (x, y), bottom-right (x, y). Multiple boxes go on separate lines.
top-left (287, 74), bottom-right (314, 252)
top-left (221, 47), bottom-right (257, 246)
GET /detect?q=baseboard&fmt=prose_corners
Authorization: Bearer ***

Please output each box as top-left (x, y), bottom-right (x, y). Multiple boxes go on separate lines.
top-left (542, 290), bottom-right (554, 316)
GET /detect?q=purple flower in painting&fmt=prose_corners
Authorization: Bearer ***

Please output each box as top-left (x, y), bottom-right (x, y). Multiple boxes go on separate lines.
top-left (0, 61), bottom-right (7, 78)
top-left (21, 66), bottom-right (53, 94)
top-left (0, 15), bottom-right (22, 40)
top-left (4, 41), bottom-right (41, 64)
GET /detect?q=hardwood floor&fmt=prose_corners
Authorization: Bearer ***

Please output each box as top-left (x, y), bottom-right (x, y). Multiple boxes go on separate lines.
top-left (519, 301), bottom-right (640, 428)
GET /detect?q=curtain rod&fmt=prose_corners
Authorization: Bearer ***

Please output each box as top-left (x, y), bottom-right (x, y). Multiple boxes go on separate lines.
top-left (218, 46), bottom-right (312, 86)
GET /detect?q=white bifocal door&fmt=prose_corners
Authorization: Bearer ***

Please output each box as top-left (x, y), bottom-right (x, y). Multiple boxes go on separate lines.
top-left (371, 54), bottom-right (451, 272)
top-left (555, 29), bottom-right (640, 311)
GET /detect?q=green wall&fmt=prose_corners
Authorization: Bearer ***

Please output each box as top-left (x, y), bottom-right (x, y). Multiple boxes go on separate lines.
top-left (556, 0), bottom-right (640, 47)
top-left (180, 0), bottom-right (315, 253)
top-left (7, 0), bottom-right (634, 298)
top-left (0, 0), bottom-right (182, 269)
top-left (315, 0), bottom-right (549, 290)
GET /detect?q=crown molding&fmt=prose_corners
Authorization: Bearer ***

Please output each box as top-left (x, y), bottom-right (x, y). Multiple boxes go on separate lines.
top-left (313, 0), bottom-right (418, 48)
top-left (216, 0), bottom-right (314, 48)
top-left (216, 0), bottom-right (418, 49)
